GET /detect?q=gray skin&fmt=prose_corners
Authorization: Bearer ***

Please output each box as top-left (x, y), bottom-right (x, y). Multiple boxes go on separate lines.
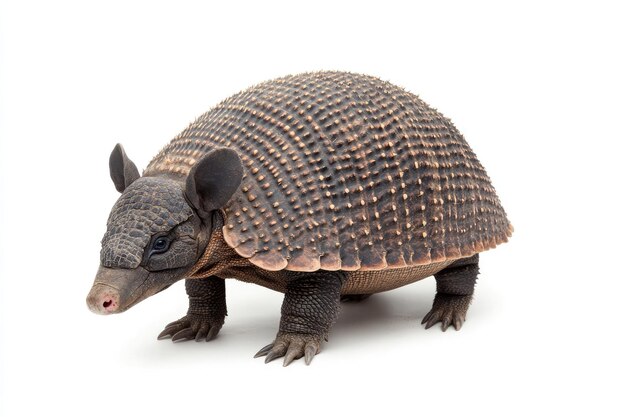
top-left (86, 144), bottom-right (479, 366)
top-left (86, 145), bottom-right (242, 315)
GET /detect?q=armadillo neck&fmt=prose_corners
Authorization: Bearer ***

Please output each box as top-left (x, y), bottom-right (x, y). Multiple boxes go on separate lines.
top-left (186, 211), bottom-right (249, 279)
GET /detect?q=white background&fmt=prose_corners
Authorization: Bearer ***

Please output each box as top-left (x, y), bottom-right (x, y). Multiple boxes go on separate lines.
top-left (1, 1), bottom-right (624, 416)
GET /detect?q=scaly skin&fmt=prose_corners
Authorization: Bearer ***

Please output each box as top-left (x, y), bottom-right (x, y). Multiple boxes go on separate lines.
top-left (158, 277), bottom-right (227, 342)
top-left (422, 255), bottom-right (479, 331)
top-left (254, 271), bottom-right (346, 366)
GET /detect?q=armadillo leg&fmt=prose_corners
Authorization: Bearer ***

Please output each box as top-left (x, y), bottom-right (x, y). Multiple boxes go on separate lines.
top-left (157, 276), bottom-right (227, 342)
top-left (422, 254), bottom-right (479, 331)
top-left (255, 271), bottom-right (346, 366)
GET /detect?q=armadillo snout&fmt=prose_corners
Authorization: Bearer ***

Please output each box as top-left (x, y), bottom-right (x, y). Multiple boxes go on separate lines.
top-left (86, 285), bottom-right (120, 314)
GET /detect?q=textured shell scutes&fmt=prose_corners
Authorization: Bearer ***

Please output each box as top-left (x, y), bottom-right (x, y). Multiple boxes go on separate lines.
top-left (145, 71), bottom-right (513, 272)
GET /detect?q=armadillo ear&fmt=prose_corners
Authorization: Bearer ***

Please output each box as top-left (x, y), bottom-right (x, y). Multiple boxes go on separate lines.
top-left (109, 144), bottom-right (141, 193)
top-left (185, 148), bottom-right (243, 219)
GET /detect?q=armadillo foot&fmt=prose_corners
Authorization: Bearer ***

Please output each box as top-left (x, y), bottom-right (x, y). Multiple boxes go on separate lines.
top-left (157, 314), bottom-right (223, 342)
top-left (340, 294), bottom-right (372, 303)
top-left (421, 294), bottom-right (472, 332)
top-left (254, 332), bottom-right (322, 367)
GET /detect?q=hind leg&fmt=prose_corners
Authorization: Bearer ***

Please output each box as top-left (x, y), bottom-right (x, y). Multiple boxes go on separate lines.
top-left (422, 254), bottom-right (479, 331)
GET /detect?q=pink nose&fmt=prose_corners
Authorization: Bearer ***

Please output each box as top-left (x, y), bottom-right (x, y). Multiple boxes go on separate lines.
top-left (86, 285), bottom-right (120, 314)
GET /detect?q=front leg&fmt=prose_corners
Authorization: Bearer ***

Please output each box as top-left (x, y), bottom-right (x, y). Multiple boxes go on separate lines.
top-left (157, 276), bottom-right (227, 342)
top-left (255, 270), bottom-right (346, 367)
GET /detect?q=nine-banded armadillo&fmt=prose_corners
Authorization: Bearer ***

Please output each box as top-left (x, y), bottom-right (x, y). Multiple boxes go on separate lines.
top-left (86, 71), bottom-right (512, 366)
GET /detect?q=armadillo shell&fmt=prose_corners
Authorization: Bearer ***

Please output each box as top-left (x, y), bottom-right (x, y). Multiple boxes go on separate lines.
top-left (144, 72), bottom-right (513, 272)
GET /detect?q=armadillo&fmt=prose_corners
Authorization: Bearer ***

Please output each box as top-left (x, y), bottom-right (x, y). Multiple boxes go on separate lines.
top-left (86, 71), bottom-right (512, 366)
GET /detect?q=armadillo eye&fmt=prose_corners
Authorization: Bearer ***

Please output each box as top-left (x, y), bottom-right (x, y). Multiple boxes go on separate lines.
top-left (151, 236), bottom-right (170, 254)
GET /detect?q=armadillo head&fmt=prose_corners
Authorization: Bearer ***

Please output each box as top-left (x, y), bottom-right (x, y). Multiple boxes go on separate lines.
top-left (86, 144), bottom-right (242, 314)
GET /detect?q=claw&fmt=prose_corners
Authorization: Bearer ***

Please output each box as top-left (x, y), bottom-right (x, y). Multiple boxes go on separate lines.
top-left (422, 294), bottom-right (472, 332)
top-left (158, 313), bottom-right (224, 343)
top-left (304, 344), bottom-right (317, 365)
top-left (264, 350), bottom-right (281, 364)
top-left (453, 317), bottom-right (463, 331)
top-left (282, 350), bottom-right (299, 367)
top-left (441, 317), bottom-right (451, 332)
top-left (425, 317), bottom-right (438, 329)
top-left (195, 324), bottom-right (210, 342)
top-left (265, 341), bottom-right (288, 364)
top-left (254, 343), bottom-right (274, 358)
top-left (282, 341), bottom-right (304, 367)
top-left (206, 326), bottom-right (220, 342)
top-left (159, 322), bottom-right (188, 339)
top-left (257, 334), bottom-right (322, 366)
top-left (159, 320), bottom-right (188, 340)
top-left (421, 311), bottom-right (432, 325)
top-left (157, 328), bottom-right (174, 340)
top-left (164, 319), bottom-right (185, 330)
top-left (172, 328), bottom-right (195, 342)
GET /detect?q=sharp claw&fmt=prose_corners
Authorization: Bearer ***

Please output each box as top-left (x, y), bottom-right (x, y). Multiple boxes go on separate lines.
top-left (159, 316), bottom-right (223, 342)
top-left (264, 350), bottom-right (281, 364)
top-left (195, 324), bottom-right (209, 342)
top-left (453, 317), bottom-right (463, 331)
top-left (282, 351), bottom-right (298, 367)
top-left (157, 329), bottom-right (173, 340)
top-left (172, 328), bottom-right (194, 342)
top-left (254, 343), bottom-right (274, 358)
top-left (206, 326), bottom-right (219, 342)
top-left (258, 336), bottom-right (321, 366)
top-left (421, 312), bottom-right (432, 324)
top-left (425, 317), bottom-right (438, 329)
top-left (441, 317), bottom-right (451, 332)
top-left (264, 341), bottom-right (288, 364)
top-left (282, 341), bottom-right (305, 367)
top-left (164, 320), bottom-right (185, 330)
top-left (304, 344), bottom-right (317, 365)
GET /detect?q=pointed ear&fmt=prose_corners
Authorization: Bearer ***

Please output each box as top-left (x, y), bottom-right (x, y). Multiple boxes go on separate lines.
top-left (185, 148), bottom-right (243, 218)
top-left (109, 143), bottom-right (140, 193)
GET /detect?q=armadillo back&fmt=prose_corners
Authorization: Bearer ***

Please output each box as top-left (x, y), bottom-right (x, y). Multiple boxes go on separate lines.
top-left (144, 71), bottom-right (512, 272)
